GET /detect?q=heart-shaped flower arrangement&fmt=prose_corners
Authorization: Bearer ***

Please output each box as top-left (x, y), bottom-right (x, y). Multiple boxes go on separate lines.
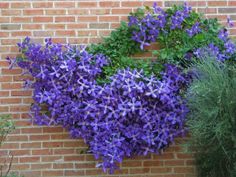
top-left (8, 2), bottom-right (235, 173)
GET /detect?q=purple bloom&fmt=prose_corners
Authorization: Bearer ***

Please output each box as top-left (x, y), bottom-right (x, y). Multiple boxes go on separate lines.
top-left (8, 36), bottom-right (188, 173)
top-left (218, 29), bottom-right (229, 42)
top-left (224, 41), bottom-right (236, 55)
top-left (227, 16), bottom-right (234, 28)
top-left (186, 22), bottom-right (201, 37)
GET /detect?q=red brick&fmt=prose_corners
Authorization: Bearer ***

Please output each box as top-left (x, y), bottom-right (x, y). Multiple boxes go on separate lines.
top-left (143, 160), bottom-right (164, 167)
top-left (165, 160), bottom-right (185, 166)
top-left (2, 10), bottom-right (21, 16)
top-left (42, 170), bottom-right (64, 176)
top-left (100, 1), bottom-right (120, 7)
top-left (45, 24), bottom-right (65, 29)
top-left (11, 150), bottom-right (30, 156)
top-left (151, 167), bottom-right (173, 173)
top-left (12, 164), bottom-right (30, 171)
top-left (11, 2), bottom-right (31, 8)
top-left (32, 2), bottom-right (53, 8)
top-left (8, 135), bottom-right (28, 142)
top-left (0, 106), bottom-right (9, 112)
top-left (174, 167), bottom-right (195, 173)
top-left (55, 16), bottom-right (75, 22)
top-left (130, 168), bottom-right (150, 174)
top-left (20, 157), bottom-right (40, 163)
top-left (122, 161), bottom-right (142, 167)
top-left (99, 16), bottom-right (120, 22)
top-left (0, 17), bottom-right (10, 23)
top-left (22, 24), bottom-right (42, 30)
top-left (0, 91), bottom-right (9, 97)
top-left (21, 171), bottom-right (41, 177)
top-left (56, 30), bottom-right (76, 37)
top-left (65, 170), bottom-right (85, 176)
top-left (90, 9), bottom-right (110, 15)
top-left (30, 135), bottom-right (50, 141)
top-left (23, 9), bottom-right (44, 16)
top-left (45, 9), bottom-right (66, 15)
top-left (1, 143), bottom-right (19, 149)
top-left (54, 149), bottom-right (75, 155)
top-left (112, 8), bottom-right (132, 14)
top-left (67, 24), bottom-right (87, 29)
top-left (0, 98), bottom-right (21, 104)
top-left (11, 17), bottom-right (31, 23)
top-left (21, 142), bottom-right (41, 149)
top-left (33, 17), bottom-right (53, 22)
top-left (0, 3), bottom-right (9, 8)
top-left (54, 2), bottom-right (75, 8)
top-left (33, 31), bottom-right (53, 37)
top-left (43, 142), bottom-right (63, 148)
top-left (64, 155), bottom-right (85, 161)
top-left (68, 9), bottom-right (89, 15)
top-left (32, 149), bottom-right (53, 156)
top-left (12, 31), bottom-right (31, 37)
top-left (208, 1), bottom-right (227, 6)
top-left (42, 127), bottom-right (64, 133)
top-left (121, 1), bottom-right (142, 7)
top-left (78, 16), bottom-right (98, 22)
top-left (31, 163), bottom-right (52, 169)
top-left (53, 163), bottom-right (73, 169)
top-left (78, 2), bottom-right (97, 8)
top-left (41, 156), bottom-right (63, 162)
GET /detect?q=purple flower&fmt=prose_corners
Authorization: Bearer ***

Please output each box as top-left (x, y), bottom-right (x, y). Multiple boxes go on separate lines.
top-left (8, 36), bottom-right (188, 173)
top-left (186, 22), bottom-right (201, 37)
top-left (218, 29), bottom-right (228, 42)
top-left (227, 16), bottom-right (234, 28)
top-left (224, 41), bottom-right (236, 55)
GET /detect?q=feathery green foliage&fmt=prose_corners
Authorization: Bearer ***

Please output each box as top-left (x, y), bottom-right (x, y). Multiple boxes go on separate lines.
top-left (186, 58), bottom-right (236, 177)
top-left (0, 115), bottom-right (14, 146)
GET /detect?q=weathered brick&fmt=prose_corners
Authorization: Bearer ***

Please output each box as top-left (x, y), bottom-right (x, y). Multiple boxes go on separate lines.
top-left (0, 3), bottom-right (9, 8)
top-left (55, 16), bottom-right (75, 22)
top-left (33, 17), bottom-right (53, 22)
top-left (2, 10), bottom-right (22, 16)
top-left (54, 2), bottom-right (75, 8)
top-left (32, 2), bottom-right (53, 8)
top-left (11, 2), bottom-right (31, 8)
top-left (23, 9), bottom-right (44, 16)
top-left (165, 1), bottom-right (184, 7)
top-left (1, 24), bottom-right (21, 30)
top-left (78, 16), bottom-right (98, 22)
top-left (45, 9), bottom-right (66, 15)
top-left (78, 2), bottom-right (97, 8)
top-left (89, 23), bottom-right (109, 29)
top-left (99, 1), bottom-right (120, 7)
top-left (218, 8), bottom-right (236, 14)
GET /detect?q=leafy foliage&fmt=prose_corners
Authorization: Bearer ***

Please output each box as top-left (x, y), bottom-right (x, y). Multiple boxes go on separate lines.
top-left (129, 3), bottom-right (236, 66)
top-left (186, 58), bottom-right (236, 177)
top-left (0, 115), bottom-right (15, 177)
top-left (0, 115), bottom-right (14, 146)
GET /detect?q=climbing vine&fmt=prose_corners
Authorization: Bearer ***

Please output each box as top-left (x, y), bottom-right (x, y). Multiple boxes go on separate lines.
top-left (7, 2), bottom-right (236, 174)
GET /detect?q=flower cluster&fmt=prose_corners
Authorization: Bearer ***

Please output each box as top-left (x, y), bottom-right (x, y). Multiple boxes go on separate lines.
top-left (129, 3), bottom-right (193, 50)
top-left (194, 36), bottom-right (236, 61)
top-left (128, 3), bottom-right (236, 62)
top-left (129, 3), bottom-right (167, 50)
top-left (186, 22), bottom-right (201, 37)
top-left (9, 37), bottom-right (188, 173)
top-left (170, 3), bottom-right (191, 30)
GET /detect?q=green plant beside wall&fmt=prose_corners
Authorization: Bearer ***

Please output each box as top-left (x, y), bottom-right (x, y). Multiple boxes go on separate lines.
top-left (186, 58), bottom-right (236, 177)
top-left (0, 115), bottom-right (17, 177)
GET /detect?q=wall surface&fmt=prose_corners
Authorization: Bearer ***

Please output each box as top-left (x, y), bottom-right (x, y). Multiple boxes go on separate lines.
top-left (0, 0), bottom-right (235, 177)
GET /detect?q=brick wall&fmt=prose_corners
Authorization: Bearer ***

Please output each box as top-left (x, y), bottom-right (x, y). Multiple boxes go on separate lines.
top-left (0, 1), bottom-right (235, 177)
